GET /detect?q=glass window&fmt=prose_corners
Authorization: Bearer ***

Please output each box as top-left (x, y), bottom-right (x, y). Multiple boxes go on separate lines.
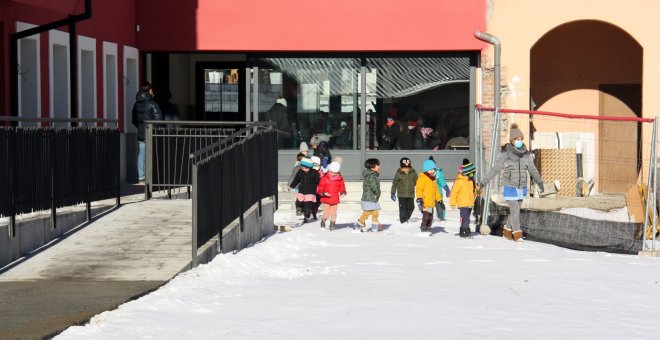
top-left (204, 68), bottom-right (239, 113)
top-left (365, 57), bottom-right (471, 150)
top-left (255, 58), bottom-right (360, 150)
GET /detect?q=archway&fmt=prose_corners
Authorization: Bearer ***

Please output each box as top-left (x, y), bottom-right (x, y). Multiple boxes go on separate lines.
top-left (530, 20), bottom-right (643, 193)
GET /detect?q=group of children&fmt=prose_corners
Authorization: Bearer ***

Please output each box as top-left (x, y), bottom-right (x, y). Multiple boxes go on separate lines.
top-left (288, 141), bottom-right (479, 237)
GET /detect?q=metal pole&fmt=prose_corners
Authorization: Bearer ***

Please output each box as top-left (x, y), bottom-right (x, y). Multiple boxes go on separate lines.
top-left (643, 118), bottom-right (657, 250)
top-left (145, 123), bottom-right (153, 199)
top-left (474, 31), bottom-right (501, 232)
top-left (652, 117), bottom-right (658, 251)
top-left (360, 65), bottom-right (367, 163)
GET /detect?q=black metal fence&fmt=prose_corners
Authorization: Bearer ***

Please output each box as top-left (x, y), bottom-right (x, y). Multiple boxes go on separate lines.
top-left (0, 119), bottom-right (119, 237)
top-left (191, 124), bottom-right (277, 266)
top-left (144, 121), bottom-right (247, 199)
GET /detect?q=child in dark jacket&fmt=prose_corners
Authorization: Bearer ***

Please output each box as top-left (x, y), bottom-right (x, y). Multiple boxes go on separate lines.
top-left (356, 158), bottom-right (381, 232)
top-left (289, 157), bottom-right (321, 223)
top-left (316, 161), bottom-right (346, 231)
top-left (391, 157), bottom-right (418, 223)
top-left (288, 152), bottom-right (306, 216)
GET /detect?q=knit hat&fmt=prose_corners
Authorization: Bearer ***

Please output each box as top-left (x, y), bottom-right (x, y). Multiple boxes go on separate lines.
top-left (299, 142), bottom-right (309, 152)
top-left (311, 156), bottom-right (321, 170)
top-left (422, 159), bottom-right (436, 172)
top-left (510, 123), bottom-right (524, 141)
top-left (310, 135), bottom-right (320, 146)
top-left (400, 157), bottom-right (412, 168)
top-left (328, 161), bottom-right (341, 173)
top-left (461, 158), bottom-right (476, 177)
top-left (340, 121), bottom-right (347, 128)
top-left (276, 97), bottom-right (287, 107)
top-left (300, 158), bottom-right (313, 169)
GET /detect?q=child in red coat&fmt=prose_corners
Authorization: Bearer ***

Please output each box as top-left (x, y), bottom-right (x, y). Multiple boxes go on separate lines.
top-left (316, 161), bottom-right (347, 231)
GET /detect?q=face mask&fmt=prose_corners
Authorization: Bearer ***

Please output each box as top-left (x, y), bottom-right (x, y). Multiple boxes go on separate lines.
top-left (514, 140), bottom-right (524, 149)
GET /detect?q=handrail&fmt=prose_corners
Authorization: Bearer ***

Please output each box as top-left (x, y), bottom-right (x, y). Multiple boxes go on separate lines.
top-left (144, 120), bottom-right (268, 126)
top-left (0, 117), bottom-right (118, 123)
top-left (189, 122), bottom-right (274, 162)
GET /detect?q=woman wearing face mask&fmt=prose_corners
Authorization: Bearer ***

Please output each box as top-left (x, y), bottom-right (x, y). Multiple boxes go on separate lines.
top-left (478, 123), bottom-right (544, 242)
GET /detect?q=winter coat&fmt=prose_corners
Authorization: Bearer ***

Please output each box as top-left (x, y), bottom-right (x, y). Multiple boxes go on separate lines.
top-left (450, 173), bottom-right (476, 208)
top-left (264, 103), bottom-right (289, 134)
top-left (131, 90), bottom-right (162, 141)
top-left (391, 168), bottom-right (418, 198)
top-left (288, 164), bottom-right (301, 188)
top-left (361, 169), bottom-right (381, 203)
top-left (317, 173), bottom-right (346, 205)
top-left (289, 169), bottom-right (320, 195)
top-left (480, 144), bottom-right (543, 189)
top-left (434, 168), bottom-right (448, 200)
top-left (398, 128), bottom-right (414, 150)
top-left (381, 123), bottom-right (401, 150)
top-left (313, 141), bottom-right (332, 168)
top-left (416, 172), bottom-right (440, 209)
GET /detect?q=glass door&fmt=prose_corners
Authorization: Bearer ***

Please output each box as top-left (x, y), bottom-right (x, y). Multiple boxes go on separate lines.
top-left (196, 62), bottom-right (245, 121)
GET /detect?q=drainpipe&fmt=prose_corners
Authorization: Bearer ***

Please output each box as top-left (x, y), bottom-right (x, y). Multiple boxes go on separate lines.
top-left (474, 31), bottom-right (501, 232)
top-left (10, 0), bottom-right (93, 120)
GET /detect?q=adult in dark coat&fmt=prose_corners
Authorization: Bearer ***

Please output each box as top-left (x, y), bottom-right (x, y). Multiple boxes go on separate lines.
top-left (131, 81), bottom-right (162, 181)
top-left (381, 116), bottom-right (401, 150)
top-left (264, 98), bottom-right (290, 148)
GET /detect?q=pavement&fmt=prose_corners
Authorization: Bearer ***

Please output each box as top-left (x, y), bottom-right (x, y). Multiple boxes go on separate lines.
top-left (0, 184), bottom-right (193, 339)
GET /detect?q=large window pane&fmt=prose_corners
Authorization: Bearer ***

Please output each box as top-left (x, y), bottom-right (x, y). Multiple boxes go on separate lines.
top-left (365, 57), bottom-right (471, 150)
top-left (256, 58), bottom-right (360, 150)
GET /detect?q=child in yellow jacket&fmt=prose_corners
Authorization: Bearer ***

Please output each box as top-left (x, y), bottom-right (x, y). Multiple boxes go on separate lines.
top-left (450, 158), bottom-right (476, 238)
top-left (416, 159), bottom-right (441, 232)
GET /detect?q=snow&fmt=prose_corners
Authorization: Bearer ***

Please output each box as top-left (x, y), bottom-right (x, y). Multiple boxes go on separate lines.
top-left (56, 205), bottom-right (660, 340)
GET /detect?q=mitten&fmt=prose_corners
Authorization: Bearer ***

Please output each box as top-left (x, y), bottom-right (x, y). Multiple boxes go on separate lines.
top-left (416, 198), bottom-right (423, 211)
top-left (322, 192), bottom-right (331, 197)
top-left (443, 185), bottom-right (451, 197)
top-left (537, 182), bottom-right (545, 194)
top-left (391, 193), bottom-right (397, 202)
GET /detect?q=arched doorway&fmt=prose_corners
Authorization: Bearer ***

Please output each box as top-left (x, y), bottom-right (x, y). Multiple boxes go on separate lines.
top-left (530, 20), bottom-right (643, 193)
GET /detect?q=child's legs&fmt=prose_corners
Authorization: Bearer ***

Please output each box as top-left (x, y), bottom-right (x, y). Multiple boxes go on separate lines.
top-left (327, 204), bottom-right (338, 222)
top-left (460, 208), bottom-right (472, 229)
top-left (421, 211), bottom-right (433, 228)
top-left (371, 210), bottom-right (379, 224)
top-left (322, 203), bottom-right (331, 220)
top-left (358, 211), bottom-right (372, 225)
top-left (303, 201), bottom-right (313, 218)
top-left (399, 197), bottom-right (414, 222)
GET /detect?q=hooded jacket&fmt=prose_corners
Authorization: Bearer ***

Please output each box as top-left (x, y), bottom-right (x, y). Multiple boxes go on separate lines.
top-left (416, 172), bottom-right (440, 208)
top-left (480, 143), bottom-right (543, 189)
top-left (131, 90), bottom-right (163, 141)
top-left (361, 169), bottom-right (381, 202)
top-left (289, 168), bottom-right (320, 195)
top-left (391, 168), bottom-right (418, 198)
top-left (450, 173), bottom-right (476, 208)
top-left (317, 173), bottom-right (346, 205)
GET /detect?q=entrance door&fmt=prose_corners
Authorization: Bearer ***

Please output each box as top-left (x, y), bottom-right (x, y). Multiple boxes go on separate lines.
top-left (599, 84), bottom-right (642, 193)
top-left (196, 62), bottom-right (246, 121)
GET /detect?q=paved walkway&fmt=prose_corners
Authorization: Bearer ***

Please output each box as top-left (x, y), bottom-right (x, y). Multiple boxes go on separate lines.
top-left (0, 185), bottom-right (193, 339)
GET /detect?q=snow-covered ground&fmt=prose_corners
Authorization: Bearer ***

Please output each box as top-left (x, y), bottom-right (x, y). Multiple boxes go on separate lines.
top-left (57, 205), bottom-right (660, 340)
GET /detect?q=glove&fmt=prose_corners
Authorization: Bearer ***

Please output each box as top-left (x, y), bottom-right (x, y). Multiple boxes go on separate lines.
top-left (537, 182), bottom-right (545, 194)
top-left (322, 192), bottom-right (331, 197)
top-left (416, 198), bottom-right (423, 211)
top-left (443, 185), bottom-right (451, 197)
top-left (340, 191), bottom-right (347, 197)
top-left (391, 193), bottom-right (397, 202)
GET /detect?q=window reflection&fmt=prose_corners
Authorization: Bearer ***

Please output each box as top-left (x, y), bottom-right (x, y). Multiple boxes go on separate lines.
top-left (256, 56), bottom-right (470, 151)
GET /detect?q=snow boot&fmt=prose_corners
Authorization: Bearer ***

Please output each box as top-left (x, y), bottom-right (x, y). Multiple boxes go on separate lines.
top-left (503, 226), bottom-right (513, 240)
top-left (296, 207), bottom-right (303, 216)
top-left (355, 221), bottom-right (365, 232)
top-left (378, 224), bottom-right (383, 232)
top-left (320, 219), bottom-right (326, 229)
top-left (371, 223), bottom-right (378, 232)
top-left (329, 221), bottom-right (335, 231)
top-left (512, 230), bottom-right (524, 242)
top-left (303, 217), bottom-right (310, 224)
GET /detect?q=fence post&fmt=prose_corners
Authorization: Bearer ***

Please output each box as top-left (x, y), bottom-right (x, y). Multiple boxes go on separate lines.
top-left (51, 130), bottom-right (57, 230)
top-left (116, 131), bottom-right (121, 206)
top-left (8, 128), bottom-right (16, 239)
top-left (86, 128), bottom-right (92, 222)
top-left (191, 162), bottom-right (198, 268)
top-left (145, 123), bottom-right (153, 200)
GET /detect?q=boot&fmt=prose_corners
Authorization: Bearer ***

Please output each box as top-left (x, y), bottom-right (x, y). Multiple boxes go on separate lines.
top-left (329, 221), bottom-right (335, 231)
top-left (512, 230), bottom-right (524, 242)
top-left (295, 207), bottom-right (303, 216)
top-left (377, 224), bottom-right (383, 232)
top-left (503, 226), bottom-right (513, 240)
top-left (303, 217), bottom-right (310, 224)
top-left (320, 219), bottom-right (326, 229)
top-left (371, 224), bottom-right (378, 232)
top-left (355, 220), bottom-right (365, 232)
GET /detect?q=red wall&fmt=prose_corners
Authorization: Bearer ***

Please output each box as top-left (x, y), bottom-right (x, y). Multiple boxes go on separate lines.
top-left (136, 0), bottom-right (486, 52)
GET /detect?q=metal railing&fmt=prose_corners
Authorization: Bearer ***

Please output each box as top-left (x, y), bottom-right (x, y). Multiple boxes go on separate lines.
top-left (190, 122), bottom-right (277, 267)
top-left (0, 117), bottom-right (120, 238)
top-left (144, 121), bottom-right (258, 199)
